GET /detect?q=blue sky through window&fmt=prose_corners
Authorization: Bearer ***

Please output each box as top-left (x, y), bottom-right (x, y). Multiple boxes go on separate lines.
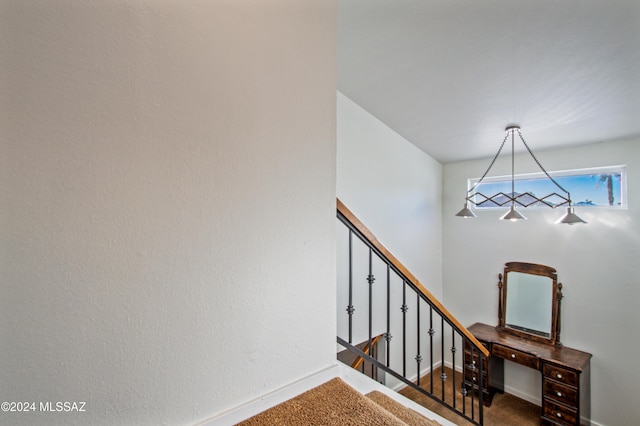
top-left (472, 167), bottom-right (625, 208)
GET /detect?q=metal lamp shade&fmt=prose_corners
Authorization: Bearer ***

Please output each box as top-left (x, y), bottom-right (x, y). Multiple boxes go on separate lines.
top-left (500, 205), bottom-right (527, 221)
top-left (557, 206), bottom-right (587, 225)
top-left (455, 203), bottom-right (477, 218)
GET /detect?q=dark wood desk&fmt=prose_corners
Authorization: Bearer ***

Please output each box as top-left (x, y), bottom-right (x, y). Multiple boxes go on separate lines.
top-left (464, 322), bottom-right (591, 426)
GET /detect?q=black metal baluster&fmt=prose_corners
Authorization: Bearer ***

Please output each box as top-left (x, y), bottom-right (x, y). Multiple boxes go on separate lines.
top-left (451, 328), bottom-right (457, 410)
top-left (401, 281), bottom-right (408, 378)
top-left (478, 352), bottom-right (484, 424)
top-left (461, 337), bottom-right (467, 416)
top-left (471, 346), bottom-right (476, 421)
top-left (429, 306), bottom-right (434, 393)
top-left (372, 343), bottom-right (376, 381)
top-left (367, 248), bottom-right (374, 353)
top-left (385, 264), bottom-right (391, 369)
top-left (440, 316), bottom-right (446, 401)
top-left (415, 294), bottom-right (422, 387)
top-left (347, 230), bottom-right (354, 344)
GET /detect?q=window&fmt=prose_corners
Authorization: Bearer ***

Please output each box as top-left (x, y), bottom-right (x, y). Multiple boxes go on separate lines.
top-left (470, 165), bottom-right (626, 209)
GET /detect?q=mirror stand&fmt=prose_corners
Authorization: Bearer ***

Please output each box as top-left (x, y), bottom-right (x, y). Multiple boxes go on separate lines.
top-left (496, 262), bottom-right (563, 347)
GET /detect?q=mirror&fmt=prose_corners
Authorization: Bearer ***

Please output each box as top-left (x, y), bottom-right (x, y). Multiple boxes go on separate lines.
top-left (497, 262), bottom-right (562, 346)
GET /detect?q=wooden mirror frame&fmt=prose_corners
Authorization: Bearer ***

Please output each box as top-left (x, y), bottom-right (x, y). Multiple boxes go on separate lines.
top-left (497, 262), bottom-right (563, 346)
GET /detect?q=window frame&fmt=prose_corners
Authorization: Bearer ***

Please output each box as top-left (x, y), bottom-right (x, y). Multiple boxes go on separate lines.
top-left (468, 165), bottom-right (627, 210)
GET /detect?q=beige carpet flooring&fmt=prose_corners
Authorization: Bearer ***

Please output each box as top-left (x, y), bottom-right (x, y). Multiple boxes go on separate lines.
top-left (238, 367), bottom-right (540, 425)
top-left (366, 390), bottom-right (441, 426)
top-left (238, 377), bottom-right (441, 426)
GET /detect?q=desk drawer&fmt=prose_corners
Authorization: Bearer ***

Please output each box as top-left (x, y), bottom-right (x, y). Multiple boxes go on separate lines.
top-left (464, 371), bottom-right (488, 395)
top-left (543, 363), bottom-right (578, 387)
top-left (543, 379), bottom-right (578, 406)
top-left (464, 351), bottom-right (488, 372)
top-left (493, 344), bottom-right (539, 369)
top-left (543, 399), bottom-right (578, 426)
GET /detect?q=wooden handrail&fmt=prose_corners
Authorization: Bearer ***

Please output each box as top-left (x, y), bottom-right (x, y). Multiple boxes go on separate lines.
top-left (351, 334), bottom-right (382, 371)
top-left (337, 198), bottom-right (490, 358)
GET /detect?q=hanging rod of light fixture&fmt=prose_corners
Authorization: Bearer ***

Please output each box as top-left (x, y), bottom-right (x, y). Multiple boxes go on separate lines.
top-left (455, 125), bottom-right (586, 224)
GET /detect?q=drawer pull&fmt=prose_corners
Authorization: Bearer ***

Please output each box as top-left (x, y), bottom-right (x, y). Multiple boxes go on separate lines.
top-left (557, 412), bottom-right (562, 418)
top-left (557, 373), bottom-right (563, 379)
top-left (557, 391), bottom-right (563, 397)
top-left (511, 353), bottom-right (516, 359)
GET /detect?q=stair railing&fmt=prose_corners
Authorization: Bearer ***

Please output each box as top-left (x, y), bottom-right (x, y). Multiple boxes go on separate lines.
top-left (336, 199), bottom-right (490, 425)
top-left (351, 334), bottom-right (382, 372)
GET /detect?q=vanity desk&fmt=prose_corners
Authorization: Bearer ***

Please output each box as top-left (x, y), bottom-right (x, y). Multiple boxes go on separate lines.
top-left (465, 322), bottom-right (591, 425)
top-left (464, 262), bottom-right (592, 426)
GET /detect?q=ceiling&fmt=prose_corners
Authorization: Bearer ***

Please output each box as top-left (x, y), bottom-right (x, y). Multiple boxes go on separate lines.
top-left (337, 0), bottom-right (640, 163)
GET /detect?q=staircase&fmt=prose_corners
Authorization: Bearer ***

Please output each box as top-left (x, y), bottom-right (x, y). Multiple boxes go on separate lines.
top-left (237, 363), bottom-right (453, 426)
top-left (336, 199), bottom-right (489, 425)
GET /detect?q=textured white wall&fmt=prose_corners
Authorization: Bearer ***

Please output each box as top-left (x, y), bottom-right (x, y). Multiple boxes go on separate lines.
top-left (0, 2), bottom-right (336, 425)
top-left (443, 137), bottom-right (640, 425)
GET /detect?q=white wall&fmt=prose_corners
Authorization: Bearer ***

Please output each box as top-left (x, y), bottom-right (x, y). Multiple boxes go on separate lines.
top-left (0, 2), bottom-right (337, 425)
top-left (336, 92), bottom-right (442, 297)
top-left (443, 137), bottom-right (640, 426)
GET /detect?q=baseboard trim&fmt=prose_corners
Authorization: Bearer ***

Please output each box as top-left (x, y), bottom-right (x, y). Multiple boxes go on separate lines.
top-left (503, 384), bottom-right (540, 406)
top-left (196, 364), bottom-right (340, 426)
top-left (390, 361), bottom-right (443, 392)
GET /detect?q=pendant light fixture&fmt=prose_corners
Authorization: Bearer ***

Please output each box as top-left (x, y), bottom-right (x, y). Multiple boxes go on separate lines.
top-left (455, 126), bottom-right (586, 224)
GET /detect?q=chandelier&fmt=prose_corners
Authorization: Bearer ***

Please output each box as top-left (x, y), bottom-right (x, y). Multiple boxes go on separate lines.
top-left (455, 126), bottom-right (586, 224)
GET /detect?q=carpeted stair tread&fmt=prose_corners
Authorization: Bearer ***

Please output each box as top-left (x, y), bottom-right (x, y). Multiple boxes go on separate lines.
top-left (366, 391), bottom-right (441, 426)
top-left (237, 377), bottom-right (410, 425)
